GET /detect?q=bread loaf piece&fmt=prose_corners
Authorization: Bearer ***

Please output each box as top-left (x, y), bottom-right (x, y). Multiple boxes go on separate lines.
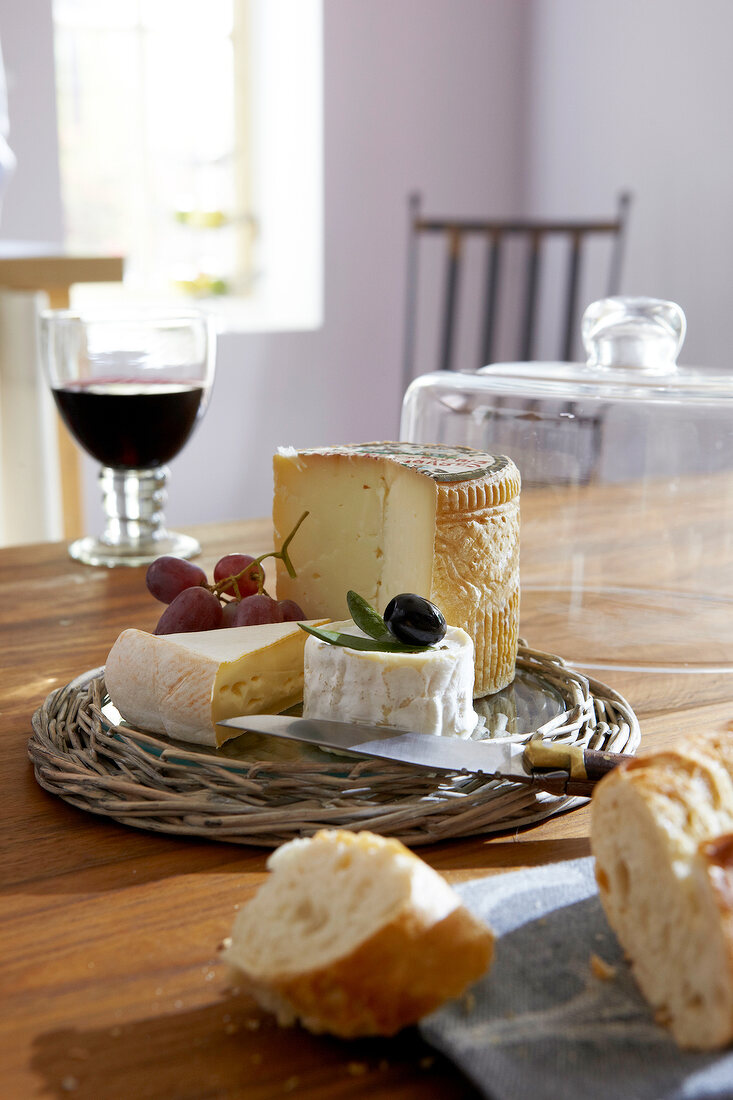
top-left (591, 733), bottom-right (733, 1049)
top-left (220, 829), bottom-right (494, 1037)
top-left (273, 442), bottom-right (520, 696)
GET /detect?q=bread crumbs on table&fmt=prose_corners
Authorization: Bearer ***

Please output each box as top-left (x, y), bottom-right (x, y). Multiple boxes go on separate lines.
top-left (590, 952), bottom-right (617, 980)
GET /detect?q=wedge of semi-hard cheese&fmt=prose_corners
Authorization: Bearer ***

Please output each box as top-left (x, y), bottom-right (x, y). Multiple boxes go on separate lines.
top-left (105, 620), bottom-right (327, 747)
top-left (273, 443), bottom-right (520, 696)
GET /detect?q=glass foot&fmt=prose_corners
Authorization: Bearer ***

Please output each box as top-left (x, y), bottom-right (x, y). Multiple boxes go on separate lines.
top-left (68, 530), bottom-right (201, 569)
top-left (69, 464), bottom-right (201, 567)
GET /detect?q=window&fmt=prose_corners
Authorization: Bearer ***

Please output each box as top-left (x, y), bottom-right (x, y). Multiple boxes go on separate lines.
top-left (52, 0), bottom-right (323, 329)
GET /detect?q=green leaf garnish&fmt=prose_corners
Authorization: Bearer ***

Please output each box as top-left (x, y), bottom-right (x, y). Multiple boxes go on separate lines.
top-left (346, 590), bottom-right (393, 642)
top-left (299, 622), bottom-right (429, 653)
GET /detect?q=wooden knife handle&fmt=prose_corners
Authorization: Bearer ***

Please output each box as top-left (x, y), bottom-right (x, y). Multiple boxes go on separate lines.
top-left (582, 747), bottom-right (635, 780)
top-left (529, 748), bottom-right (635, 798)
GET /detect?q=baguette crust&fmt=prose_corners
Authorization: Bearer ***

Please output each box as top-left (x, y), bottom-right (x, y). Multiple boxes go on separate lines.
top-left (591, 733), bottom-right (733, 1049)
top-left (240, 902), bottom-right (493, 1038)
top-left (221, 829), bottom-right (493, 1037)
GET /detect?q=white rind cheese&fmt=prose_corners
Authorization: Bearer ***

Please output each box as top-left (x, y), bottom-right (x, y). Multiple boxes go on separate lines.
top-left (273, 442), bottom-right (520, 696)
top-left (105, 620), bottom-right (326, 747)
top-left (302, 620), bottom-right (479, 739)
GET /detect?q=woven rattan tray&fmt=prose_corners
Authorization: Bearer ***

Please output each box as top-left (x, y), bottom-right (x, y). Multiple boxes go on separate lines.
top-left (28, 643), bottom-right (640, 847)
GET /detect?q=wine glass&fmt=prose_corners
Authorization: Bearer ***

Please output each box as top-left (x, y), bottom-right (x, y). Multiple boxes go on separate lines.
top-left (40, 308), bottom-right (215, 567)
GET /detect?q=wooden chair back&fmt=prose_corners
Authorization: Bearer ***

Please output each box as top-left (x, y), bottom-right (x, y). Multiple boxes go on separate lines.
top-left (402, 191), bottom-right (632, 389)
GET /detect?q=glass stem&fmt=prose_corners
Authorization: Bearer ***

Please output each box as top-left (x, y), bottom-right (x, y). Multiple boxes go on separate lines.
top-left (99, 466), bottom-right (169, 548)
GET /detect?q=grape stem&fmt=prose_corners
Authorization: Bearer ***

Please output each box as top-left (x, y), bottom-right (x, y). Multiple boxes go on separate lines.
top-left (208, 511), bottom-right (309, 603)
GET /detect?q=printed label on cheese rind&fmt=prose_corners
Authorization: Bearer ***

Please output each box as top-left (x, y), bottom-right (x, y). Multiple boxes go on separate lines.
top-left (279, 442), bottom-right (509, 483)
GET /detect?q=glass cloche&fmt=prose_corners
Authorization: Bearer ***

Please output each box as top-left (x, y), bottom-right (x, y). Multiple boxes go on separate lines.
top-left (400, 297), bottom-right (733, 683)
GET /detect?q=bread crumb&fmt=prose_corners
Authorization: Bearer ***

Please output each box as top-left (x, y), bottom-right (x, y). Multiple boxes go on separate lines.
top-left (419, 1057), bottom-right (435, 1070)
top-left (590, 953), bottom-right (617, 980)
top-left (347, 1062), bottom-right (368, 1076)
top-left (378, 1060), bottom-right (390, 1071)
top-left (244, 1018), bottom-right (261, 1030)
top-left (463, 992), bottom-right (476, 1016)
top-left (284, 1076), bottom-right (300, 1091)
top-left (60, 1077), bottom-right (78, 1092)
top-left (224, 1023), bottom-right (239, 1035)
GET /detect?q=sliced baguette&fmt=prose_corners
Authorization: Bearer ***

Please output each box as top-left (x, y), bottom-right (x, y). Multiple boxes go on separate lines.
top-left (220, 829), bottom-right (493, 1038)
top-left (591, 733), bottom-right (733, 1049)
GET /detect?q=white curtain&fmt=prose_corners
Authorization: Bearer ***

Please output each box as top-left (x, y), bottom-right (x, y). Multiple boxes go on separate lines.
top-left (0, 288), bottom-right (63, 545)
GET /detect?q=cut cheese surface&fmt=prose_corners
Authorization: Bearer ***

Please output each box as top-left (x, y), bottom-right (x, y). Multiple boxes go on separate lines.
top-left (105, 620), bottom-right (327, 747)
top-left (303, 620), bottom-right (479, 738)
top-left (273, 442), bottom-right (520, 696)
top-left (274, 448), bottom-right (436, 616)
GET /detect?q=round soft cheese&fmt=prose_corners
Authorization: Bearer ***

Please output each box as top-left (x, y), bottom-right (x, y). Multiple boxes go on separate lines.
top-left (302, 619), bottom-right (479, 739)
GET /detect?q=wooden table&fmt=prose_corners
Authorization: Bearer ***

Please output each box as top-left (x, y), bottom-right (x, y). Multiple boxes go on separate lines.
top-left (3, 511), bottom-right (732, 1099)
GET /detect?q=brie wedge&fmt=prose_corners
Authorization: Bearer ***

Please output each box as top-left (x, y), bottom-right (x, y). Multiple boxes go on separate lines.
top-left (105, 620), bottom-right (327, 747)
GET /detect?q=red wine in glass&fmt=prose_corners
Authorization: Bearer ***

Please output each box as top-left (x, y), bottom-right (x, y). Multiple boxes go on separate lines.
top-left (41, 308), bottom-right (214, 567)
top-left (51, 379), bottom-right (205, 468)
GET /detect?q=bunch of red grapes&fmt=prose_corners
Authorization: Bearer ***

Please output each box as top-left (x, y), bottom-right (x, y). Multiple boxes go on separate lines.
top-left (146, 553), bottom-right (304, 635)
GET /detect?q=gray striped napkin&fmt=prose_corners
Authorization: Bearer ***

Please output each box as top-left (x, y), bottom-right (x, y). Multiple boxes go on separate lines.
top-left (420, 857), bottom-right (733, 1100)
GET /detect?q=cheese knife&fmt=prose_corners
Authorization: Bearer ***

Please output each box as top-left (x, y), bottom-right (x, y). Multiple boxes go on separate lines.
top-left (216, 714), bottom-right (634, 796)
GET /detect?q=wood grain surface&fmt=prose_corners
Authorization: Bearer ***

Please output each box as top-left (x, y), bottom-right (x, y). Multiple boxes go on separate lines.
top-left (2, 496), bottom-right (732, 1099)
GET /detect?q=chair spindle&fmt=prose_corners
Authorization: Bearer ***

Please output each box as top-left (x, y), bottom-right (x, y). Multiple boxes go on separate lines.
top-left (439, 227), bottom-right (463, 372)
top-left (563, 230), bottom-right (583, 361)
top-left (480, 230), bottom-right (501, 367)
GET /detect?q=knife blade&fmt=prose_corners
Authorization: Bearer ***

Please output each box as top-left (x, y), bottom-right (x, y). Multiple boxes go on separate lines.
top-left (216, 714), bottom-right (633, 796)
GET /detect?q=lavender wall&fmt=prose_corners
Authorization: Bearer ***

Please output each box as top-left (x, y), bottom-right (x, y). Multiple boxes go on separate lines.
top-left (526, 0), bottom-right (733, 370)
top-left (4, 0), bottom-right (730, 536)
top-left (0, 0), bottom-right (529, 532)
top-left (159, 0), bottom-right (530, 527)
top-left (0, 0), bottom-right (63, 243)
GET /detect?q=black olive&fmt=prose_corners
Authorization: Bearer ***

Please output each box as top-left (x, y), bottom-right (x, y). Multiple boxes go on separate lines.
top-left (383, 593), bottom-right (447, 646)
